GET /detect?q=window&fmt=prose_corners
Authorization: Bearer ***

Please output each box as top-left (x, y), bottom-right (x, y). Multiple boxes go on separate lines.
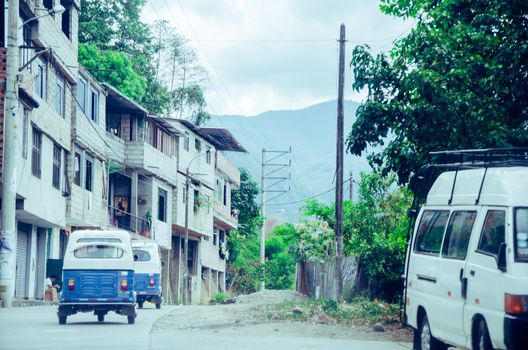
top-left (55, 77), bottom-right (65, 117)
top-left (63, 151), bottom-right (70, 196)
top-left (158, 188), bottom-right (167, 222)
top-left (74, 245), bottom-right (124, 259)
top-left (132, 249), bottom-right (151, 262)
top-left (477, 210), bottom-right (506, 257)
top-left (223, 182), bottom-right (227, 206)
top-left (442, 211), bottom-right (477, 259)
top-left (85, 154), bottom-right (93, 191)
top-left (52, 144), bottom-right (61, 189)
top-left (43, 0), bottom-right (53, 11)
top-left (414, 210), bottom-right (449, 255)
top-left (60, 1), bottom-right (71, 39)
top-left (31, 128), bottom-right (42, 177)
top-left (20, 23), bottom-right (32, 71)
top-left (35, 58), bottom-right (46, 99)
top-left (90, 88), bottom-right (99, 122)
top-left (215, 179), bottom-right (222, 201)
top-left (22, 109), bottom-right (29, 159)
top-left (213, 232), bottom-right (217, 246)
top-left (182, 185), bottom-right (187, 203)
top-left (74, 149), bottom-right (82, 186)
top-left (514, 208), bottom-right (528, 262)
top-left (183, 132), bottom-right (190, 151)
top-left (195, 138), bottom-right (202, 152)
top-left (77, 79), bottom-right (86, 112)
top-left (206, 147), bottom-right (212, 164)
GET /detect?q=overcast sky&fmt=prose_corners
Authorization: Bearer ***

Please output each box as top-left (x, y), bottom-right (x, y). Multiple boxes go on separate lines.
top-left (142, 1), bottom-right (412, 116)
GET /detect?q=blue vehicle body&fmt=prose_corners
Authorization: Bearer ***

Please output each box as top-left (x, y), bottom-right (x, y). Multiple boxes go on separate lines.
top-left (134, 273), bottom-right (161, 305)
top-left (132, 240), bottom-right (163, 309)
top-left (57, 230), bottom-right (137, 324)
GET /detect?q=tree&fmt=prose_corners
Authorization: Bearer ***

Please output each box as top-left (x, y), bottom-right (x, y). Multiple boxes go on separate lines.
top-left (226, 168), bottom-right (262, 294)
top-left (78, 44), bottom-right (147, 102)
top-left (79, 0), bottom-right (172, 114)
top-left (347, 0), bottom-right (528, 186)
top-left (302, 171), bottom-right (412, 301)
top-left (231, 168), bottom-right (261, 238)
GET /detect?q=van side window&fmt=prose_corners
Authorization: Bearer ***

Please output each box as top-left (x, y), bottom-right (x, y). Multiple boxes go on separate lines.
top-left (414, 210), bottom-right (449, 255)
top-left (477, 210), bottom-right (506, 257)
top-left (514, 208), bottom-right (528, 262)
top-left (442, 211), bottom-right (477, 259)
top-left (133, 249), bottom-right (151, 262)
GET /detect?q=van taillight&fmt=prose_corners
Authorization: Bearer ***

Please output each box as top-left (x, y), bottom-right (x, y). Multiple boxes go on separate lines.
top-left (68, 279), bottom-right (75, 291)
top-left (505, 294), bottom-right (528, 314)
top-left (149, 277), bottom-right (155, 286)
top-left (120, 279), bottom-right (128, 291)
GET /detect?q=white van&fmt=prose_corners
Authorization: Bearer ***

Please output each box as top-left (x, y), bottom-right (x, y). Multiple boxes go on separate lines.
top-left (405, 165), bottom-right (528, 350)
top-left (131, 240), bottom-right (162, 309)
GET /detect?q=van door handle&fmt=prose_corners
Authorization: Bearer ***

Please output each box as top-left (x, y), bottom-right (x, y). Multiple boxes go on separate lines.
top-left (470, 270), bottom-right (475, 276)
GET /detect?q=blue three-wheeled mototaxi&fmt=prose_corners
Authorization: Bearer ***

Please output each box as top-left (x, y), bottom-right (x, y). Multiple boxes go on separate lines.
top-left (57, 230), bottom-right (137, 324)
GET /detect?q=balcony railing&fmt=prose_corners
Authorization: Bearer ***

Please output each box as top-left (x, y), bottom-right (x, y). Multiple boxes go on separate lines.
top-left (108, 205), bottom-right (151, 238)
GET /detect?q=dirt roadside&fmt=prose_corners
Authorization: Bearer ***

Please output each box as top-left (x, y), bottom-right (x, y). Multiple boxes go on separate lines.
top-left (152, 290), bottom-right (413, 344)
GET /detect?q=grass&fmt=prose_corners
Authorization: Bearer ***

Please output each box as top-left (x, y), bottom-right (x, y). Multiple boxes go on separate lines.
top-left (253, 297), bottom-right (400, 326)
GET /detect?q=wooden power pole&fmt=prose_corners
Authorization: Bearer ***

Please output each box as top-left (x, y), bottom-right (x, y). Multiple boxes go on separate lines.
top-left (335, 24), bottom-right (346, 303)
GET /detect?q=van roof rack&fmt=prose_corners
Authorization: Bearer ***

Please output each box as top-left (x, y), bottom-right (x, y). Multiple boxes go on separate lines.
top-left (427, 148), bottom-right (528, 168)
top-left (411, 148), bottom-right (528, 200)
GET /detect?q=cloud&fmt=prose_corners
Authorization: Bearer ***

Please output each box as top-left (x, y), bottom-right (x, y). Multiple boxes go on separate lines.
top-left (143, 0), bottom-right (410, 116)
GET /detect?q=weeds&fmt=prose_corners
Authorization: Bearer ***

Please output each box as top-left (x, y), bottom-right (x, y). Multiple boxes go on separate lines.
top-left (255, 297), bottom-right (399, 326)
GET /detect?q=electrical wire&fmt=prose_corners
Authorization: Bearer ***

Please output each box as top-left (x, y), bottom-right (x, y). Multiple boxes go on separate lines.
top-left (267, 177), bottom-right (351, 206)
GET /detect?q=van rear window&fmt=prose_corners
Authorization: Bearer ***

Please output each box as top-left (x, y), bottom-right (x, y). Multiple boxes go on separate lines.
top-left (414, 210), bottom-right (449, 255)
top-left (515, 208), bottom-right (528, 262)
top-left (74, 245), bottom-right (124, 259)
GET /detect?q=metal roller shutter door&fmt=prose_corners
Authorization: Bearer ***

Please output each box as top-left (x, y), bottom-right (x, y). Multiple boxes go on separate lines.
top-left (15, 231), bottom-right (29, 298)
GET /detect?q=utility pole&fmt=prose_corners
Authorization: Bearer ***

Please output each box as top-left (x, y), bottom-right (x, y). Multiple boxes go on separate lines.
top-left (0, 0), bottom-right (20, 308)
top-left (335, 24), bottom-right (346, 303)
top-left (182, 168), bottom-right (190, 305)
top-left (259, 149), bottom-right (266, 291)
top-left (260, 147), bottom-right (291, 291)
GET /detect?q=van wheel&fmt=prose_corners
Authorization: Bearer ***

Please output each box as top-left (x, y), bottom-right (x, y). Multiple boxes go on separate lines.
top-left (97, 314), bottom-right (104, 322)
top-left (58, 316), bottom-right (67, 325)
top-left (414, 314), bottom-right (448, 350)
top-left (138, 302), bottom-right (144, 309)
top-left (156, 303), bottom-right (161, 309)
top-left (474, 318), bottom-right (493, 350)
top-left (127, 316), bottom-right (135, 325)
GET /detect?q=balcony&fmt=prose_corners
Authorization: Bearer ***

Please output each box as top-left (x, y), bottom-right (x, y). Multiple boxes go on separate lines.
top-left (212, 201), bottom-right (238, 231)
top-left (125, 141), bottom-right (177, 184)
top-left (216, 152), bottom-right (240, 187)
top-left (108, 205), bottom-right (151, 238)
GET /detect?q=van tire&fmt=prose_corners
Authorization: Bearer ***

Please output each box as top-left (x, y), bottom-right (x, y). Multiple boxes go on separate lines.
top-left (414, 314), bottom-right (448, 350)
top-left (474, 318), bottom-right (493, 350)
top-left (97, 314), bottom-right (104, 322)
top-left (156, 303), bottom-right (161, 309)
top-left (58, 316), bottom-right (67, 325)
top-left (127, 316), bottom-right (135, 325)
top-left (138, 302), bottom-right (144, 309)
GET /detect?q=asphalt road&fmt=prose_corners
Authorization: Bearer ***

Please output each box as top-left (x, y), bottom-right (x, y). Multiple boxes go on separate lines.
top-left (0, 303), bottom-right (175, 350)
top-left (0, 303), bottom-right (412, 350)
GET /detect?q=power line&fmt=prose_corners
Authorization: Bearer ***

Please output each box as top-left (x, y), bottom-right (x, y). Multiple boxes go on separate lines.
top-left (267, 177), bottom-right (351, 207)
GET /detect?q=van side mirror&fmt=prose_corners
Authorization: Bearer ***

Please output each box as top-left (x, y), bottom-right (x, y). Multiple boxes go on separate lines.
top-left (497, 243), bottom-right (507, 272)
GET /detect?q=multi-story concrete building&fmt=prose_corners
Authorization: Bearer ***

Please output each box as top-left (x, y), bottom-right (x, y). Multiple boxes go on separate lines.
top-left (165, 120), bottom-right (245, 304)
top-left (0, 0), bottom-right (80, 301)
top-left (103, 83), bottom-right (180, 296)
top-left (1, 0), bottom-right (246, 306)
